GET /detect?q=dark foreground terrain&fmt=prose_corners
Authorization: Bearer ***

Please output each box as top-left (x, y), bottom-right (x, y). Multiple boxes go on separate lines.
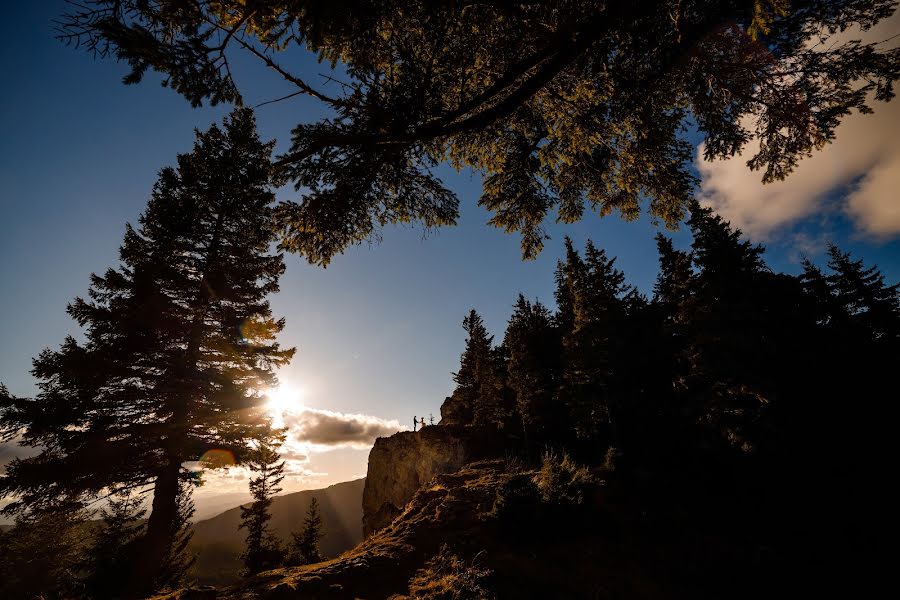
top-left (155, 457), bottom-right (779, 600)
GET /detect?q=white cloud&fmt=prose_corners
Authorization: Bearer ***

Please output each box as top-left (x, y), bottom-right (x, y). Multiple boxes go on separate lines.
top-left (696, 12), bottom-right (900, 240)
top-left (191, 405), bottom-right (401, 496)
top-left (282, 407), bottom-right (404, 450)
top-left (846, 149), bottom-right (900, 235)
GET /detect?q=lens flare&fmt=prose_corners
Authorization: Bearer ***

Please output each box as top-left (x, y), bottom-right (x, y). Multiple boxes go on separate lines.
top-left (198, 448), bottom-right (236, 469)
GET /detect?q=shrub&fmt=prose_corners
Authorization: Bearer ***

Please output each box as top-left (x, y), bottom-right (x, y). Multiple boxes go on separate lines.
top-left (602, 446), bottom-right (619, 472)
top-left (408, 545), bottom-right (494, 600)
top-left (532, 450), bottom-right (594, 505)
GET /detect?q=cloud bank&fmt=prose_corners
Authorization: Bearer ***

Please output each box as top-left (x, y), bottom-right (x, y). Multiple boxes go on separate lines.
top-left (191, 406), bottom-right (401, 496)
top-left (282, 407), bottom-right (403, 450)
top-left (696, 12), bottom-right (900, 240)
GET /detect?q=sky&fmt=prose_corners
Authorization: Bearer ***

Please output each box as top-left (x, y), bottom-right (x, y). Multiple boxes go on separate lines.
top-left (1, 3), bottom-right (899, 515)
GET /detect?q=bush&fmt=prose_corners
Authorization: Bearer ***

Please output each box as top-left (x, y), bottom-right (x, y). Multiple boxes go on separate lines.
top-left (408, 545), bottom-right (494, 600)
top-left (532, 450), bottom-right (593, 505)
top-left (602, 446), bottom-right (619, 472)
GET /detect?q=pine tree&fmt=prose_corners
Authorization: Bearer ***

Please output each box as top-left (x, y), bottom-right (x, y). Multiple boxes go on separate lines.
top-left (553, 238), bottom-right (585, 336)
top-left (442, 310), bottom-right (495, 426)
top-left (679, 203), bottom-right (775, 453)
top-left (0, 499), bottom-right (91, 599)
top-left (239, 427), bottom-right (287, 576)
top-left (653, 234), bottom-right (694, 325)
top-left (287, 497), bottom-right (325, 566)
top-left (81, 491), bottom-right (148, 598)
top-left (472, 345), bottom-right (508, 430)
top-left (504, 295), bottom-right (561, 442)
top-left (559, 240), bottom-right (630, 443)
top-left (0, 109), bottom-right (294, 596)
top-left (824, 244), bottom-right (900, 341)
top-left (799, 245), bottom-right (900, 472)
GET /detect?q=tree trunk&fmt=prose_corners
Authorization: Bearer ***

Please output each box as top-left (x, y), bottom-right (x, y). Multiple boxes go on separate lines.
top-left (131, 207), bottom-right (226, 596)
top-left (129, 459), bottom-right (181, 597)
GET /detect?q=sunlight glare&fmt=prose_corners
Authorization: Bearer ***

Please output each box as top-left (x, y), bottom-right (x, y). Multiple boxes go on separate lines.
top-left (265, 382), bottom-right (305, 423)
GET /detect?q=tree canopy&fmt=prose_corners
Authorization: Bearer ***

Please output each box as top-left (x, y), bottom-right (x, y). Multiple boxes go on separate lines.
top-left (59, 1), bottom-right (900, 264)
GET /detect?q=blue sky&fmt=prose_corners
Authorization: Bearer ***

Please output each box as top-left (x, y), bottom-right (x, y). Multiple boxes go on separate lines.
top-left (2, 2), bottom-right (899, 496)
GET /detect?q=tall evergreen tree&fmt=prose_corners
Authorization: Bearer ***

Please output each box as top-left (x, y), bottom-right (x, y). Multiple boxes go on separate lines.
top-left (824, 243), bottom-right (900, 341)
top-left (504, 295), bottom-right (561, 442)
top-left (653, 234), bottom-right (694, 325)
top-left (471, 348), bottom-right (508, 430)
top-left (679, 203), bottom-right (777, 453)
top-left (799, 245), bottom-right (900, 454)
top-left (559, 240), bottom-right (630, 444)
top-left (239, 427), bottom-right (287, 576)
top-left (0, 109), bottom-right (294, 596)
top-left (442, 310), bottom-right (497, 426)
top-left (80, 491), bottom-right (148, 599)
top-left (287, 497), bottom-right (325, 566)
top-left (553, 238), bottom-right (586, 336)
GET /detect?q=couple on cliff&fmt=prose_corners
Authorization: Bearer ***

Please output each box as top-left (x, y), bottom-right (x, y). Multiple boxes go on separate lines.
top-left (413, 415), bottom-right (434, 431)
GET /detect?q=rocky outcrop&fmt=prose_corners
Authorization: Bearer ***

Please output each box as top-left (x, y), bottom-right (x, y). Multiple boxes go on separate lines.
top-left (438, 393), bottom-right (472, 425)
top-left (362, 425), bottom-right (473, 536)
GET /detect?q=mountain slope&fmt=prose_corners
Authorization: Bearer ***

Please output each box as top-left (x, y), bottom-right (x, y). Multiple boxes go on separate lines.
top-left (159, 456), bottom-right (778, 600)
top-left (188, 478), bottom-right (365, 586)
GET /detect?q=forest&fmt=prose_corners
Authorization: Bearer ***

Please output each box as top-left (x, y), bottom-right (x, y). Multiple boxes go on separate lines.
top-left (1, 0), bottom-right (899, 598)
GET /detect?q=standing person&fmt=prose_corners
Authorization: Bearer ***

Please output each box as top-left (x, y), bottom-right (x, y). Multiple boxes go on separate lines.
top-left (413, 416), bottom-right (418, 432)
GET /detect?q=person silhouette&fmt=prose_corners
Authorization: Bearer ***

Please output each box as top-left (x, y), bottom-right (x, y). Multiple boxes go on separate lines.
top-left (413, 415), bottom-right (418, 432)
top-left (420, 416), bottom-right (427, 428)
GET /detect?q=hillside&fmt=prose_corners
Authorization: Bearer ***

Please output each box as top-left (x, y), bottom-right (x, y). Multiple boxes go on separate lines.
top-left (193, 493), bottom-right (253, 522)
top-left (157, 457), bottom-right (776, 600)
top-left (188, 479), bottom-right (365, 586)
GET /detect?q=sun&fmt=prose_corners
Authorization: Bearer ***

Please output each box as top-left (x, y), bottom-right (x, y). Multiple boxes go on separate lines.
top-left (265, 382), bottom-right (305, 421)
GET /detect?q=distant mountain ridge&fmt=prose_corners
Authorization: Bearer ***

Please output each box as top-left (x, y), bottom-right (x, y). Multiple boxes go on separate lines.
top-left (189, 478), bottom-right (365, 586)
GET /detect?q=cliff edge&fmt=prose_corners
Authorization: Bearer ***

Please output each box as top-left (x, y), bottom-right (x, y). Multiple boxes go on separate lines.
top-left (362, 424), bottom-right (495, 536)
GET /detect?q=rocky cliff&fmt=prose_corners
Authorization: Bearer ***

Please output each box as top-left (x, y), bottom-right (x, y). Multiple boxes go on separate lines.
top-left (362, 425), bottom-right (473, 536)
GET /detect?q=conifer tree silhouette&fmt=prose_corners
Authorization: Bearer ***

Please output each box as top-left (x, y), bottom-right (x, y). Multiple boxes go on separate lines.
top-left (239, 427), bottom-right (287, 576)
top-left (0, 109), bottom-right (294, 596)
top-left (287, 497), bottom-right (325, 566)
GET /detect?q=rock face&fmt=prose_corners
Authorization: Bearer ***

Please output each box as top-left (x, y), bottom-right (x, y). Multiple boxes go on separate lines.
top-left (362, 425), bottom-right (474, 536)
top-left (438, 393), bottom-right (472, 425)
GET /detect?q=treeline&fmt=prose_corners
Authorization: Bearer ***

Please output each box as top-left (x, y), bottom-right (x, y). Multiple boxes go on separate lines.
top-left (443, 204), bottom-right (899, 485)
